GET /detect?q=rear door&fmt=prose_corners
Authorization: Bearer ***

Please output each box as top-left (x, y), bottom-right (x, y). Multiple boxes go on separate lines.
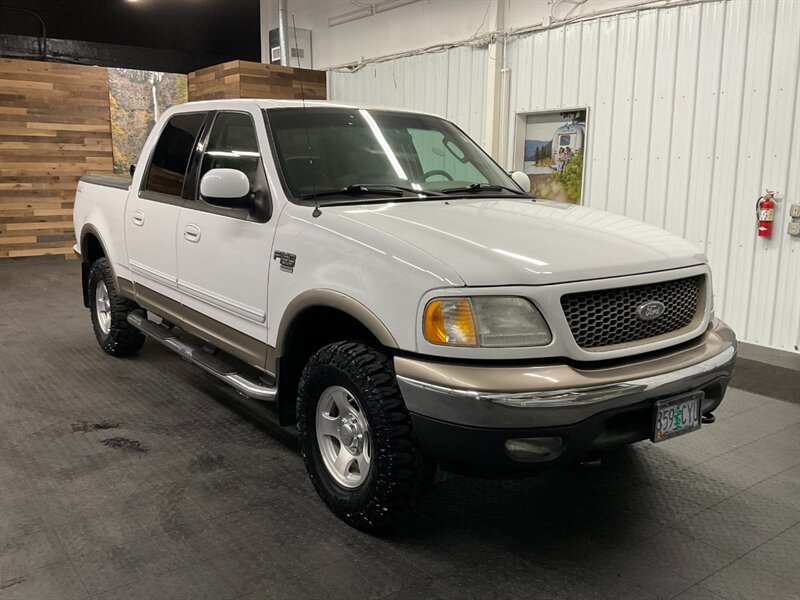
top-left (125, 112), bottom-right (207, 315)
top-left (175, 109), bottom-right (275, 368)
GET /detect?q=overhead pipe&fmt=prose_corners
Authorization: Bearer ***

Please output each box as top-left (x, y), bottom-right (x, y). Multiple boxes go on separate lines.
top-left (278, 0), bottom-right (290, 66)
top-left (0, 6), bottom-right (47, 58)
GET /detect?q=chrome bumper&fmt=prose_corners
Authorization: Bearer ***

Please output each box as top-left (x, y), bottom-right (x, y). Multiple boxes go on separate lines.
top-left (396, 320), bottom-right (736, 429)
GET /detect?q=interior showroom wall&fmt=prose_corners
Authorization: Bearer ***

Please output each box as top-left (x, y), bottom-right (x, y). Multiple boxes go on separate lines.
top-left (0, 58), bottom-right (324, 258)
top-left (287, 0), bottom-right (800, 357)
top-left (0, 60), bottom-right (192, 263)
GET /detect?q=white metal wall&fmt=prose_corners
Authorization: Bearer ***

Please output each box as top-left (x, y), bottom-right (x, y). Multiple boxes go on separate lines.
top-left (505, 0), bottom-right (800, 354)
top-left (329, 0), bottom-right (800, 354)
top-left (329, 44), bottom-right (489, 147)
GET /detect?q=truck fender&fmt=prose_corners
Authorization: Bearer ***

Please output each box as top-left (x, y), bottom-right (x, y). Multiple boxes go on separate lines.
top-left (79, 224), bottom-right (121, 307)
top-left (275, 289), bottom-right (398, 356)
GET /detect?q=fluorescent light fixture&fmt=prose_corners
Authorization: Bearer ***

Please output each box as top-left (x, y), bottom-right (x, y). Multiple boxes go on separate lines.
top-left (328, 6), bottom-right (372, 27)
top-left (328, 0), bottom-right (421, 27)
top-left (374, 0), bottom-right (422, 14)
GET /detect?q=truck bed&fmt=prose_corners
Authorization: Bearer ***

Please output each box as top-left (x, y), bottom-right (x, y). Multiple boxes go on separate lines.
top-left (79, 174), bottom-right (132, 191)
top-left (73, 176), bottom-right (132, 279)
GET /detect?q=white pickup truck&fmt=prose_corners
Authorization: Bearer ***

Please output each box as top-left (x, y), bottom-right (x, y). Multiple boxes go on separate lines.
top-left (74, 99), bottom-right (737, 530)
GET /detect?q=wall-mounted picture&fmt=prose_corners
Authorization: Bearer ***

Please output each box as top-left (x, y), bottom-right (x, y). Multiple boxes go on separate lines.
top-left (107, 68), bottom-right (188, 175)
top-left (517, 109), bottom-right (587, 204)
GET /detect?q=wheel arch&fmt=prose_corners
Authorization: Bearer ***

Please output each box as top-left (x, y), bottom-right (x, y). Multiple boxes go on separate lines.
top-left (276, 290), bottom-right (398, 354)
top-left (79, 225), bottom-right (110, 307)
top-left (274, 290), bottom-right (399, 425)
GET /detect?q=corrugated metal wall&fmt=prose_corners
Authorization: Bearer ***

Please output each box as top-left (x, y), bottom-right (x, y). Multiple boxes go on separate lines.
top-left (330, 0), bottom-right (800, 354)
top-left (329, 44), bottom-right (489, 146)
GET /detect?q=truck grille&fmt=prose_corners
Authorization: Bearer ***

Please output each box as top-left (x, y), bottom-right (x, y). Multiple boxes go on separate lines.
top-left (561, 276), bottom-right (703, 350)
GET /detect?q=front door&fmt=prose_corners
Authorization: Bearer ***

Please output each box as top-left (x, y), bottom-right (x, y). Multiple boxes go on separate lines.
top-left (125, 112), bottom-right (207, 315)
top-left (176, 110), bottom-right (275, 369)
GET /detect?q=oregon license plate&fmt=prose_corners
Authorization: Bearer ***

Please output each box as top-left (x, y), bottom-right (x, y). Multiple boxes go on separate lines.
top-left (652, 392), bottom-right (703, 443)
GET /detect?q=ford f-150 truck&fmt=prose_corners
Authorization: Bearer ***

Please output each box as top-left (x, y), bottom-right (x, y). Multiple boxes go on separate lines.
top-left (73, 99), bottom-right (737, 530)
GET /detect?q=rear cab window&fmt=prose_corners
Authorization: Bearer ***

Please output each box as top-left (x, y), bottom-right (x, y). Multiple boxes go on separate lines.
top-left (142, 112), bottom-right (207, 198)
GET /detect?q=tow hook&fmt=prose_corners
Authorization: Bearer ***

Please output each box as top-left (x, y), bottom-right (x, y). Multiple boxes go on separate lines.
top-left (579, 454), bottom-right (602, 467)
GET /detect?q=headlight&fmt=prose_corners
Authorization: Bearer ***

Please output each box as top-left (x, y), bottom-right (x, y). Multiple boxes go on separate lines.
top-left (423, 296), bottom-right (552, 348)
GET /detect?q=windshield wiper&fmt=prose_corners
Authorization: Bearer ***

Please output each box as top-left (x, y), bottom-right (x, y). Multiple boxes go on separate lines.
top-left (381, 184), bottom-right (446, 197)
top-left (301, 184), bottom-right (444, 201)
top-left (441, 183), bottom-right (529, 196)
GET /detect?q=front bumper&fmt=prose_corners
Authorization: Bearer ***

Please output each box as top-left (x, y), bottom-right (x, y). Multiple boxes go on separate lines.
top-left (395, 320), bottom-right (736, 475)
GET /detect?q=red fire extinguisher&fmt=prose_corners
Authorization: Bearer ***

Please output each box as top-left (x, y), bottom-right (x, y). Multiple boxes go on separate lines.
top-left (757, 190), bottom-right (776, 238)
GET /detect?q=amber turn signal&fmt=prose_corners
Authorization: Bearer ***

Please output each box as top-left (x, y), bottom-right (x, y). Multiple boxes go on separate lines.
top-left (422, 298), bottom-right (478, 346)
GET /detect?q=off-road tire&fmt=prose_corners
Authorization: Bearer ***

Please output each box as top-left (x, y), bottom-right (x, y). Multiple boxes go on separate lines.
top-left (297, 341), bottom-right (425, 532)
top-left (88, 258), bottom-right (145, 357)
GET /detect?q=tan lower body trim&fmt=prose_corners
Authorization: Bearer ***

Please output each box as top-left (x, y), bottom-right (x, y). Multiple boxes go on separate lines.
top-left (117, 277), bottom-right (137, 300)
top-left (394, 319), bottom-right (736, 394)
top-left (121, 278), bottom-right (271, 372)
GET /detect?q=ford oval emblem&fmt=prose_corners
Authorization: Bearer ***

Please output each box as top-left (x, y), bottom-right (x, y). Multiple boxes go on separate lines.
top-left (637, 301), bottom-right (666, 320)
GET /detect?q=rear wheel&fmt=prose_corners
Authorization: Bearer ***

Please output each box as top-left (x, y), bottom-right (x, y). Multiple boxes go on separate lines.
top-left (297, 341), bottom-right (425, 531)
top-left (88, 258), bottom-right (145, 357)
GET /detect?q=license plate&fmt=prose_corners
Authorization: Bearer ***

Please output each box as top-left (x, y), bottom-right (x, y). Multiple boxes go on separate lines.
top-left (652, 392), bottom-right (703, 443)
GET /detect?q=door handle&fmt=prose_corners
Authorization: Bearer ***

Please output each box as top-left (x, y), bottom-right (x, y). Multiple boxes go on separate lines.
top-left (132, 210), bottom-right (145, 227)
top-left (183, 224), bottom-right (201, 243)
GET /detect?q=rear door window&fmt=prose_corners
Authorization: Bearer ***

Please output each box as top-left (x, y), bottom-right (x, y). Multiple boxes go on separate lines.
top-left (143, 112), bottom-right (206, 197)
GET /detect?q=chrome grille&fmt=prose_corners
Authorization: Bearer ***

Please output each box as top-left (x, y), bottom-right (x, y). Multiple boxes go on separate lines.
top-left (561, 276), bottom-right (703, 349)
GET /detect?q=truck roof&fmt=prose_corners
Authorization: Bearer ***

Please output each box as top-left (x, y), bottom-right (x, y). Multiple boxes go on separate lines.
top-left (167, 98), bottom-right (441, 119)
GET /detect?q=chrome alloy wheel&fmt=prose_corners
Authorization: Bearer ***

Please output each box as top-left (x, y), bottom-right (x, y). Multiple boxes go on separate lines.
top-left (316, 385), bottom-right (371, 488)
top-left (95, 279), bottom-right (112, 335)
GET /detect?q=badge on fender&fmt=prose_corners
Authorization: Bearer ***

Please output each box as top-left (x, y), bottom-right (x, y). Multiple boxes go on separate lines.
top-left (273, 251), bottom-right (296, 273)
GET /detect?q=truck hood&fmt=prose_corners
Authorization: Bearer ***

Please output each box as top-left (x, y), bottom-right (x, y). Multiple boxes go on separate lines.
top-left (334, 198), bottom-right (706, 286)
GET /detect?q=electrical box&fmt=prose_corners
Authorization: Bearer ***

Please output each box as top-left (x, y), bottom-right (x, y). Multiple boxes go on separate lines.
top-left (269, 27), bottom-right (313, 69)
top-left (789, 204), bottom-right (800, 237)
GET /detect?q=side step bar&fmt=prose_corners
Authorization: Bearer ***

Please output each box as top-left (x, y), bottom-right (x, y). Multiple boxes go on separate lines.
top-left (127, 311), bottom-right (277, 402)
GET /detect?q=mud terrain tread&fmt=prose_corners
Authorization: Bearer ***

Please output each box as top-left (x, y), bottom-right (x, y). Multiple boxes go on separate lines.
top-left (88, 258), bottom-right (145, 357)
top-left (297, 341), bottom-right (425, 531)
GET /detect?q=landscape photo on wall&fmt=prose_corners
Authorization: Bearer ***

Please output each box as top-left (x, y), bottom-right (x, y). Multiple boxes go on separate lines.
top-left (521, 110), bottom-right (587, 204)
top-left (107, 68), bottom-right (188, 175)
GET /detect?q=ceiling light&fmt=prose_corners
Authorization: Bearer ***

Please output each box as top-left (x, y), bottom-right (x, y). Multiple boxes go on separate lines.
top-left (374, 0), bottom-right (421, 14)
top-left (328, 6), bottom-right (372, 27)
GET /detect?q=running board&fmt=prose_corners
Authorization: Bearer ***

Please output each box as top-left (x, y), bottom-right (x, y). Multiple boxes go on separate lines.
top-left (127, 311), bottom-right (277, 402)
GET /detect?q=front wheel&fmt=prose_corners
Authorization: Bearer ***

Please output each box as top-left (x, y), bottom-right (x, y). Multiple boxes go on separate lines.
top-left (297, 341), bottom-right (425, 531)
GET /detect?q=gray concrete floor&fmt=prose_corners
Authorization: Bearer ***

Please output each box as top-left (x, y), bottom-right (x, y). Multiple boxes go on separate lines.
top-left (1, 260), bottom-right (799, 600)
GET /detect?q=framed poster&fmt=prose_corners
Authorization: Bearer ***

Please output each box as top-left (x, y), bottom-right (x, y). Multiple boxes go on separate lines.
top-left (513, 108), bottom-right (588, 204)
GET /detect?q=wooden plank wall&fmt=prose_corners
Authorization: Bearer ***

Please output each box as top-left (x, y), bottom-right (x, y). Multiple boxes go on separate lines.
top-left (0, 57), bottom-right (326, 259)
top-left (0, 58), bottom-right (113, 259)
top-left (187, 61), bottom-right (241, 100)
top-left (188, 60), bottom-right (326, 101)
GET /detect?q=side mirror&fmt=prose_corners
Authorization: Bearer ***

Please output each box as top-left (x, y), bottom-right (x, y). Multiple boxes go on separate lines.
top-left (200, 168), bottom-right (252, 209)
top-left (511, 171), bottom-right (531, 194)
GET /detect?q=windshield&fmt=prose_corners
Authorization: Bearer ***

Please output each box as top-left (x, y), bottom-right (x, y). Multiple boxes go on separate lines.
top-left (265, 107), bottom-right (521, 203)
